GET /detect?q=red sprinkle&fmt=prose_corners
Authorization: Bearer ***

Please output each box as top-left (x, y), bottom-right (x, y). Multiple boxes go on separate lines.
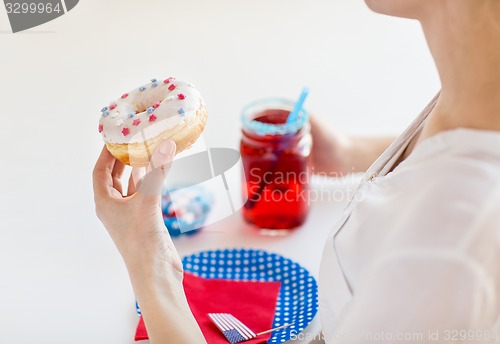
top-left (132, 119), bottom-right (141, 126)
top-left (98, 124), bottom-right (103, 133)
top-left (121, 127), bottom-right (130, 136)
top-left (149, 114), bottom-right (157, 122)
top-left (163, 77), bottom-right (175, 84)
top-left (109, 103), bottom-right (117, 110)
top-left (168, 84), bottom-right (176, 91)
top-left (177, 93), bottom-right (185, 100)
top-left (153, 102), bottom-right (161, 109)
top-left (121, 93), bottom-right (128, 99)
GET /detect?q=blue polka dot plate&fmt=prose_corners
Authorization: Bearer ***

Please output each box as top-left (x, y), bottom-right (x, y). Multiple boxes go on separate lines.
top-left (182, 248), bottom-right (319, 343)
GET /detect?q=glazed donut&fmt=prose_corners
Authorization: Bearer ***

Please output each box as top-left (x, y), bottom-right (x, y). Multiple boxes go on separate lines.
top-left (98, 77), bottom-right (207, 166)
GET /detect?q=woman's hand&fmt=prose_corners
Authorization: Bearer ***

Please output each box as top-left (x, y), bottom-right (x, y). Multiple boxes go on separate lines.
top-left (310, 115), bottom-right (397, 175)
top-left (309, 115), bottom-right (353, 176)
top-left (92, 140), bottom-right (206, 344)
top-left (92, 139), bottom-right (182, 273)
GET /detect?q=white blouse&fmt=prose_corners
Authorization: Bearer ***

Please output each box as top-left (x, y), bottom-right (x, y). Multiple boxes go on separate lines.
top-left (318, 94), bottom-right (500, 343)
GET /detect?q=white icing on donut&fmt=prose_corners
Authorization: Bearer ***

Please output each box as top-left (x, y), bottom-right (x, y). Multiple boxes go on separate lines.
top-left (99, 78), bottom-right (203, 144)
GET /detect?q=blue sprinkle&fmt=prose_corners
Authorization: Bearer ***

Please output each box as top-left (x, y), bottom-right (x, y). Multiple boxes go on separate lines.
top-left (101, 106), bottom-right (108, 112)
top-left (151, 78), bottom-right (157, 82)
top-left (102, 110), bottom-right (110, 117)
top-left (127, 112), bottom-right (136, 118)
top-left (151, 81), bottom-right (159, 88)
top-left (147, 107), bottom-right (154, 114)
top-left (178, 108), bottom-right (185, 115)
top-left (139, 86), bottom-right (146, 91)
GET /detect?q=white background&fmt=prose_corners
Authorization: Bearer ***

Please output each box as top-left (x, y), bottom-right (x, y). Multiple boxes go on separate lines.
top-left (0, 0), bottom-right (439, 343)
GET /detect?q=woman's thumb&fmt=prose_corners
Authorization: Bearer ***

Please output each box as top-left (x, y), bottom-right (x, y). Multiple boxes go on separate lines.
top-left (137, 139), bottom-right (176, 198)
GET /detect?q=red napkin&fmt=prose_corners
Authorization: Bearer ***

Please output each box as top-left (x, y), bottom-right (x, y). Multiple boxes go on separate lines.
top-left (135, 272), bottom-right (282, 343)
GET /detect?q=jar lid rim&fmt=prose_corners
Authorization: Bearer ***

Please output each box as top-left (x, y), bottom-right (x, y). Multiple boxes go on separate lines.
top-left (241, 98), bottom-right (309, 135)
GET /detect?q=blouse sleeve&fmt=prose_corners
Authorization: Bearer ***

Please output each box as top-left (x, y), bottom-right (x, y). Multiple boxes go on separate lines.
top-left (331, 181), bottom-right (500, 344)
top-left (332, 251), bottom-right (497, 343)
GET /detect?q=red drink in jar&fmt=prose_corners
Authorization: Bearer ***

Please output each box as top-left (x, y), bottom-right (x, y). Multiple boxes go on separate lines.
top-left (240, 99), bottom-right (312, 233)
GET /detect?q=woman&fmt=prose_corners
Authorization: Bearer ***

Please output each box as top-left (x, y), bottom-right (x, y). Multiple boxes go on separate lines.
top-left (93, 0), bottom-right (500, 343)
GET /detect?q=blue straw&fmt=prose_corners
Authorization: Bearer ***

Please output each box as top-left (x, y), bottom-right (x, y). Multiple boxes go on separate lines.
top-left (286, 87), bottom-right (309, 125)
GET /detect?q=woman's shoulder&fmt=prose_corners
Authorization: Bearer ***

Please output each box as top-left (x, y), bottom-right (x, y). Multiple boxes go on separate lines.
top-left (403, 128), bottom-right (500, 169)
top-left (385, 128), bottom-right (500, 192)
top-left (371, 128), bottom-right (500, 246)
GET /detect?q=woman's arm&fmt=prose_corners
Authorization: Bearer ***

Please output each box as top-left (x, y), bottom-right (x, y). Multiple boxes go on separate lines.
top-left (310, 115), bottom-right (396, 175)
top-left (127, 252), bottom-right (205, 344)
top-left (92, 140), bottom-right (206, 344)
top-left (333, 252), bottom-right (493, 344)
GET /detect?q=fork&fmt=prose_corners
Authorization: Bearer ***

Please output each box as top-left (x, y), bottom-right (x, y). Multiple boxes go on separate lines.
top-left (208, 313), bottom-right (292, 344)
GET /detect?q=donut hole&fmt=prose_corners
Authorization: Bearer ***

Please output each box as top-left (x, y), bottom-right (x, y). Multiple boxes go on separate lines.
top-left (123, 86), bottom-right (171, 115)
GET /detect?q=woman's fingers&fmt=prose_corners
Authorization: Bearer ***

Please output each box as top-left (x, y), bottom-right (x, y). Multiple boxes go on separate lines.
top-left (137, 140), bottom-right (176, 199)
top-left (95, 140), bottom-right (176, 201)
top-left (127, 166), bottom-right (146, 196)
top-left (111, 159), bottom-right (126, 195)
top-left (93, 145), bottom-right (117, 199)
